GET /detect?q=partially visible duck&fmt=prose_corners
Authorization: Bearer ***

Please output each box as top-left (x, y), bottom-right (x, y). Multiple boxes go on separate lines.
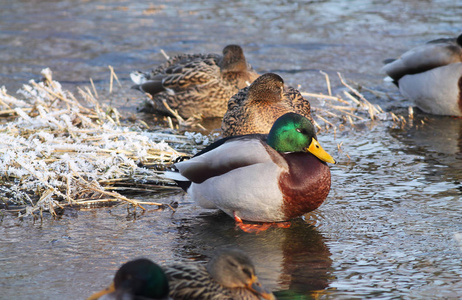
top-left (131, 45), bottom-right (259, 119)
top-left (221, 73), bottom-right (312, 137)
top-left (88, 250), bottom-right (274, 300)
top-left (382, 34), bottom-right (462, 117)
top-left (167, 112), bottom-right (335, 223)
top-left (164, 248), bottom-right (275, 300)
top-left (87, 258), bottom-right (170, 300)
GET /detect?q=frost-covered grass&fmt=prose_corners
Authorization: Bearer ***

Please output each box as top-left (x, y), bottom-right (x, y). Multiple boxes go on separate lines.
top-left (0, 69), bottom-right (211, 216)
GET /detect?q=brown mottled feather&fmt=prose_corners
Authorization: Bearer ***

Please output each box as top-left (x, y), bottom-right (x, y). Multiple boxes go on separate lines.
top-left (164, 264), bottom-right (238, 300)
top-left (132, 45), bottom-right (259, 118)
top-left (222, 73), bottom-right (312, 137)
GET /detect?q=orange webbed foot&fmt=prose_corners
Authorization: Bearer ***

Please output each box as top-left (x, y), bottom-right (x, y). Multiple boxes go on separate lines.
top-left (233, 212), bottom-right (291, 234)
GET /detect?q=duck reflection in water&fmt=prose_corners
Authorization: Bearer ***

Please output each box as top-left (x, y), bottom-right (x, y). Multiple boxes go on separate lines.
top-left (171, 211), bottom-right (333, 299)
top-left (389, 112), bottom-right (462, 186)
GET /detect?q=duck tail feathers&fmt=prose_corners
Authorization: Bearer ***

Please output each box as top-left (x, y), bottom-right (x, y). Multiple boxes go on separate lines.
top-left (130, 71), bottom-right (148, 85)
top-left (163, 171), bottom-right (191, 192)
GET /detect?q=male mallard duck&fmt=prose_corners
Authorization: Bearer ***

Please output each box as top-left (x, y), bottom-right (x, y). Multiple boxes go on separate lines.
top-left (131, 45), bottom-right (259, 119)
top-left (167, 113), bottom-right (335, 223)
top-left (164, 248), bottom-right (275, 300)
top-left (87, 258), bottom-right (170, 300)
top-left (221, 73), bottom-right (312, 137)
top-left (382, 33), bottom-right (462, 117)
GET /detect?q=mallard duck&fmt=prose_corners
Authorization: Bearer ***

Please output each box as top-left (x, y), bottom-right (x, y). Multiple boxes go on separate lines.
top-left (167, 112), bottom-right (335, 223)
top-left (131, 45), bottom-right (259, 119)
top-left (164, 248), bottom-right (275, 300)
top-left (87, 258), bottom-right (170, 300)
top-left (382, 34), bottom-right (462, 117)
top-left (88, 250), bottom-right (274, 300)
top-left (221, 73), bottom-right (313, 137)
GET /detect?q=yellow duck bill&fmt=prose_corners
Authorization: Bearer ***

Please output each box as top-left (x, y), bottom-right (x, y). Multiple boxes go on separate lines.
top-left (307, 138), bottom-right (336, 164)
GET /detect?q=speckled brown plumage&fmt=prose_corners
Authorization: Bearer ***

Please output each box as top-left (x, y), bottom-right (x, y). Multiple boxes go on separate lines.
top-left (131, 45), bottom-right (259, 119)
top-left (163, 249), bottom-right (275, 300)
top-left (221, 73), bottom-right (312, 137)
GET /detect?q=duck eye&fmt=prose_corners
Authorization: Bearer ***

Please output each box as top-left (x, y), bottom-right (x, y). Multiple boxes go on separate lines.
top-left (316, 145), bottom-right (319, 148)
top-left (242, 268), bottom-right (252, 278)
top-left (296, 128), bottom-right (302, 133)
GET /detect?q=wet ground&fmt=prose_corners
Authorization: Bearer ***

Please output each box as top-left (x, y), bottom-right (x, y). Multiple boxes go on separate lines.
top-left (1, 1), bottom-right (462, 299)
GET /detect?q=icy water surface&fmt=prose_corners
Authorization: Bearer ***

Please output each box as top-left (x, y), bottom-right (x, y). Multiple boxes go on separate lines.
top-left (1, 1), bottom-right (462, 299)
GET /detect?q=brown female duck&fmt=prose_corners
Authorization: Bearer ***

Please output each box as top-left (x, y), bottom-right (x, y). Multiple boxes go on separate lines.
top-left (164, 249), bottom-right (275, 300)
top-left (131, 45), bottom-right (259, 119)
top-left (221, 73), bottom-right (312, 137)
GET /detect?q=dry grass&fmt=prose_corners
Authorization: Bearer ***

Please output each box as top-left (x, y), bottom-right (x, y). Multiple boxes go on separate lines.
top-left (0, 68), bottom-right (207, 217)
top-left (301, 72), bottom-right (404, 133)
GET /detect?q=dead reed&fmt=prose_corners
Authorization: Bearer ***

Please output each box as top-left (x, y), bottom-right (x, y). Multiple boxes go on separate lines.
top-left (301, 72), bottom-right (403, 133)
top-left (0, 68), bottom-right (205, 217)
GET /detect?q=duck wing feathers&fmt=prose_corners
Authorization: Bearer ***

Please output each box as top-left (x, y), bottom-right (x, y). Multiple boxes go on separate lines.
top-left (164, 264), bottom-right (258, 300)
top-left (382, 35), bottom-right (462, 82)
top-left (398, 62), bottom-right (462, 116)
top-left (175, 136), bottom-right (282, 184)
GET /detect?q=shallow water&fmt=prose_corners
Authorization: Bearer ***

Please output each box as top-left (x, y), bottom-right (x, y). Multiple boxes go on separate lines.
top-left (1, 0), bottom-right (462, 299)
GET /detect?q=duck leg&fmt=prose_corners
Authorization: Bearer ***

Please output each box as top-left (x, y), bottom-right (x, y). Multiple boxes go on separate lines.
top-left (233, 212), bottom-right (291, 234)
